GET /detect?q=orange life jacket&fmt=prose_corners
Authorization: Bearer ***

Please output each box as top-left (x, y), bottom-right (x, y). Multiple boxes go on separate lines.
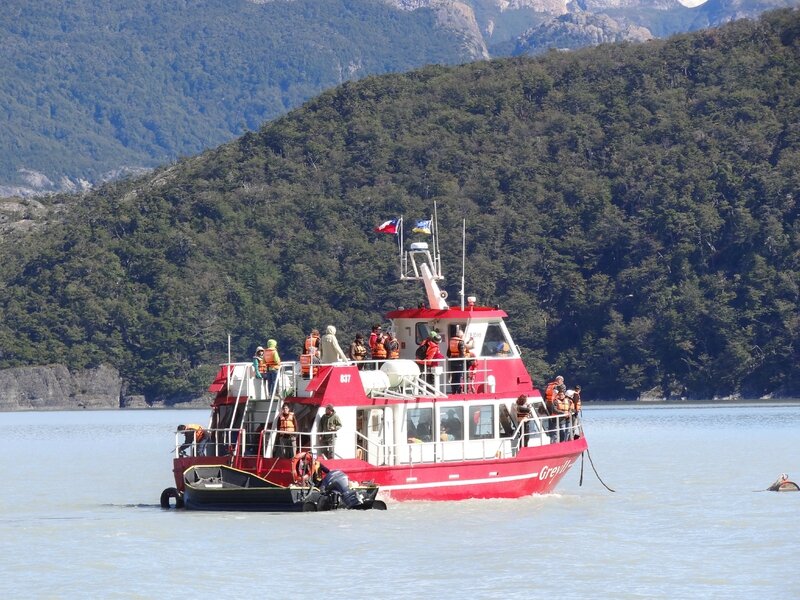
top-left (185, 424), bottom-right (205, 442)
top-left (448, 336), bottom-right (464, 358)
top-left (385, 338), bottom-right (399, 359)
top-left (554, 395), bottom-right (571, 413)
top-left (263, 348), bottom-right (279, 370)
top-left (256, 357), bottom-right (268, 375)
top-left (299, 353), bottom-right (318, 377)
top-left (304, 335), bottom-right (319, 354)
top-left (373, 339), bottom-right (387, 359)
top-left (278, 413), bottom-right (296, 432)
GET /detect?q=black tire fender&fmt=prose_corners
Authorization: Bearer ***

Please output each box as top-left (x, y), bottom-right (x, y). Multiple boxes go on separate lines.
top-left (160, 487), bottom-right (184, 509)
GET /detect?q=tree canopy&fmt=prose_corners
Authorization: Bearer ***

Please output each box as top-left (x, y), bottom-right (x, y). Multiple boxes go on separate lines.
top-left (1, 9), bottom-right (798, 402)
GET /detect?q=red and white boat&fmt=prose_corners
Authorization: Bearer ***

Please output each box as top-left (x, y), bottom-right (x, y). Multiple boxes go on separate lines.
top-left (168, 217), bottom-right (587, 503)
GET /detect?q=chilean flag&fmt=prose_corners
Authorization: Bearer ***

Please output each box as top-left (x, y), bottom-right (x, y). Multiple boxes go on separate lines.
top-left (374, 217), bottom-right (400, 234)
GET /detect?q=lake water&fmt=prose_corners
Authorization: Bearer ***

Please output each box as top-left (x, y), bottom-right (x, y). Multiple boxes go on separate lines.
top-left (1, 403), bottom-right (798, 599)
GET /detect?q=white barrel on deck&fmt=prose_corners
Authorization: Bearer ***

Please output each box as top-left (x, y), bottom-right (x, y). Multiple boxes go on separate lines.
top-left (359, 370), bottom-right (391, 393)
top-left (380, 359), bottom-right (420, 387)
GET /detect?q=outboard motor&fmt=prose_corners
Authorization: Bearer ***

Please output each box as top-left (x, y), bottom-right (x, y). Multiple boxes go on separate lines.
top-left (320, 470), bottom-right (363, 508)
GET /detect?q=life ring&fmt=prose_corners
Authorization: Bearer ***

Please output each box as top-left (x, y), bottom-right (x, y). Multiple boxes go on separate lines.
top-left (160, 487), bottom-right (184, 509)
top-left (291, 451), bottom-right (314, 485)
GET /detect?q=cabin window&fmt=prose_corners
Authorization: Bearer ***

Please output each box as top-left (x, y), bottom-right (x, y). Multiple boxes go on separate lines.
top-left (415, 323), bottom-right (428, 345)
top-left (407, 407), bottom-right (433, 442)
top-left (439, 406), bottom-right (464, 441)
top-left (468, 404), bottom-right (494, 440)
top-left (482, 323), bottom-right (511, 356)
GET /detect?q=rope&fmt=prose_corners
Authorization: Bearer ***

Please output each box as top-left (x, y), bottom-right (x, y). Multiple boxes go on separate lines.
top-left (586, 447), bottom-right (616, 493)
top-left (579, 450), bottom-right (585, 486)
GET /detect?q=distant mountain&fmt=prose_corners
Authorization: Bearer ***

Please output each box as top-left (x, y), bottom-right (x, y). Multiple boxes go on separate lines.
top-left (1, 9), bottom-right (797, 404)
top-left (1, 0), bottom-right (798, 195)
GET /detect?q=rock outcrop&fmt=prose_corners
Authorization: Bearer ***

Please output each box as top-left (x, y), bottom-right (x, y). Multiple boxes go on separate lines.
top-left (0, 364), bottom-right (124, 410)
top-left (514, 11), bottom-right (653, 54)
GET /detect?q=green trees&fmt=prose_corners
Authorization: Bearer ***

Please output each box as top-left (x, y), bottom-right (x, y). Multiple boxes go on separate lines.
top-left (1, 10), bottom-right (798, 402)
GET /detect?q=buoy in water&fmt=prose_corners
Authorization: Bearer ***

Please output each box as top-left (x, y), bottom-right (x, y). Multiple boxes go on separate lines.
top-left (767, 473), bottom-right (800, 492)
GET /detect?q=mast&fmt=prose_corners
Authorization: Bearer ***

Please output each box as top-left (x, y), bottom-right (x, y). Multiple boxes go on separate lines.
top-left (399, 203), bottom-right (447, 309)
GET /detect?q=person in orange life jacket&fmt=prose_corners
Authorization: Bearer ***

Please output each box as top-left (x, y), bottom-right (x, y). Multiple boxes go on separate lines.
top-left (543, 375), bottom-right (564, 442)
top-left (262, 339), bottom-right (281, 397)
top-left (447, 327), bottom-right (473, 394)
top-left (302, 329), bottom-right (321, 357)
top-left (368, 324), bottom-right (381, 355)
top-left (178, 424), bottom-right (205, 456)
top-left (384, 332), bottom-right (400, 359)
top-left (416, 331), bottom-right (442, 385)
top-left (252, 346), bottom-right (269, 394)
top-left (372, 330), bottom-right (388, 368)
top-left (552, 387), bottom-right (573, 442)
top-left (349, 333), bottom-right (368, 369)
top-left (319, 325), bottom-right (348, 364)
top-left (273, 403), bottom-right (298, 458)
top-left (300, 329), bottom-right (321, 378)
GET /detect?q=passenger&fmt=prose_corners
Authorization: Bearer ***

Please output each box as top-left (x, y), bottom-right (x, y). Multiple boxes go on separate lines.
top-left (177, 424), bottom-right (205, 457)
top-left (303, 329), bottom-right (321, 356)
top-left (318, 404), bottom-right (342, 459)
top-left (553, 387), bottom-right (573, 442)
top-left (566, 385), bottom-right (582, 439)
top-left (384, 331), bottom-right (400, 359)
top-left (466, 350), bottom-right (478, 392)
top-left (263, 339), bottom-right (281, 397)
top-left (440, 425), bottom-right (454, 442)
top-left (447, 327), bottom-right (474, 394)
top-left (273, 403), bottom-right (298, 458)
top-left (252, 346), bottom-right (268, 396)
top-left (443, 408), bottom-right (463, 440)
top-left (348, 333), bottom-right (368, 369)
top-left (499, 403), bottom-right (515, 438)
top-left (368, 324), bottom-right (382, 357)
top-left (416, 331), bottom-right (442, 386)
top-left (372, 330), bottom-right (388, 368)
top-left (319, 325), bottom-right (348, 364)
top-left (515, 394), bottom-right (533, 446)
top-left (543, 375), bottom-right (564, 442)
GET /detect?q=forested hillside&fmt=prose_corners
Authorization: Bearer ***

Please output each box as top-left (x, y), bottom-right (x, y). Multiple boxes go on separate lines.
top-left (1, 10), bottom-right (798, 403)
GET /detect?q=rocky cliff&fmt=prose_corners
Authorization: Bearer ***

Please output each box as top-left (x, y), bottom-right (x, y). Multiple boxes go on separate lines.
top-left (0, 364), bottom-right (208, 410)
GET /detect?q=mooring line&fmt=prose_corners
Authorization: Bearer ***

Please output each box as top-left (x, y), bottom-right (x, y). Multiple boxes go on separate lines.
top-left (586, 448), bottom-right (616, 493)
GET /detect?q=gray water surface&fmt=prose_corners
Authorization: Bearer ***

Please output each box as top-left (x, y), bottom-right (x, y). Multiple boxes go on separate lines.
top-left (1, 404), bottom-right (798, 599)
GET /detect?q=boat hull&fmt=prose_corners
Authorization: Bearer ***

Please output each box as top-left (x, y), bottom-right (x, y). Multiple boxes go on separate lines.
top-left (174, 437), bottom-right (586, 503)
top-left (181, 465), bottom-right (381, 511)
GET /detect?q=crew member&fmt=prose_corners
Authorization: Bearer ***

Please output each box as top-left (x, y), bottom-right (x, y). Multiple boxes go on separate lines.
top-left (318, 404), bottom-right (342, 459)
top-left (178, 424), bottom-right (205, 457)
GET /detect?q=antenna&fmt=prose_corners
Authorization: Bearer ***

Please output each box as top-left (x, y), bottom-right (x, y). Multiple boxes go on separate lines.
top-left (460, 218), bottom-right (466, 310)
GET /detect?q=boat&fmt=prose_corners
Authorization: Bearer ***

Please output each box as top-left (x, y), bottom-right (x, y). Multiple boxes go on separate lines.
top-left (162, 464), bottom-right (383, 511)
top-left (767, 473), bottom-right (799, 492)
top-left (164, 214), bottom-right (588, 503)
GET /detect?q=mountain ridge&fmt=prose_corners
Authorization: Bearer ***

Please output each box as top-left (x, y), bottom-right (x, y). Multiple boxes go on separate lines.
top-left (2, 0), bottom-right (798, 195)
